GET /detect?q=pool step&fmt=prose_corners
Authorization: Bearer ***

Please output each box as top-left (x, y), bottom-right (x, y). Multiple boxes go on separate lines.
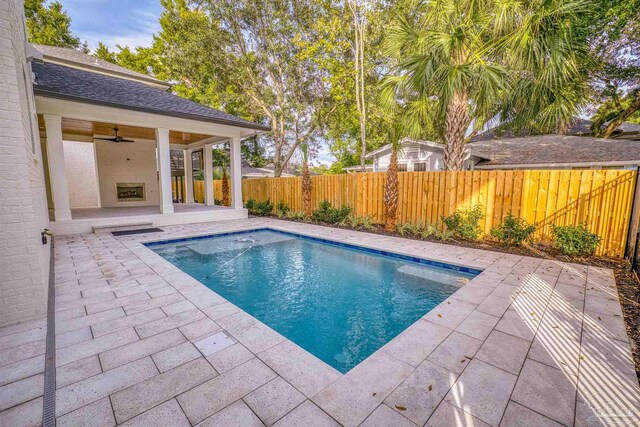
top-left (92, 221), bottom-right (154, 234)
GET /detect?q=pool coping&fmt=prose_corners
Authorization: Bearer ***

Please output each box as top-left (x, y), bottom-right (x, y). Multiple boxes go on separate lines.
top-left (113, 218), bottom-right (639, 426)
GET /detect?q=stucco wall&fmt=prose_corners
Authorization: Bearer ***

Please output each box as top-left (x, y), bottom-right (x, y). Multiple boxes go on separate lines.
top-left (63, 140), bottom-right (100, 208)
top-left (95, 138), bottom-right (160, 207)
top-left (0, 0), bottom-right (51, 326)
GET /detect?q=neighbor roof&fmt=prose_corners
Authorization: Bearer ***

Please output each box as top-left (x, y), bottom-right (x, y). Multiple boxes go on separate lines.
top-left (468, 135), bottom-right (640, 168)
top-left (473, 118), bottom-right (640, 142)
top-left (32, 62), bottom-right (270, 132)
top-left (33, 44), bottom-right (169, 88)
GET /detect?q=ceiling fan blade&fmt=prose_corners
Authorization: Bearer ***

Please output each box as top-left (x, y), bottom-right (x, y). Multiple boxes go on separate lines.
top-left (119, 138), bottom-right (135, 143)
top-left (94, 137), bottom-right (119, 141)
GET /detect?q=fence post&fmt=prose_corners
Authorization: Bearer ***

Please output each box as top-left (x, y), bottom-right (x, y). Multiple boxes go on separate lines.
top-left (625, 167), bottom-right (640, 270)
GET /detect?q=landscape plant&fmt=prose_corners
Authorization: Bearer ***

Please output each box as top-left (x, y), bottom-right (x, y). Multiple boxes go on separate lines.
top-left (312, 200), bottom-right (352, 224)
top-left (552, 223), bottom-right (600, 256)
top-left (245, 198), bottom-right (274, 216)
top-left (442, 206), bottom-right (484, 240)
top-left (490, 213), bottom-right (537, 246)
top-left (341, 214), bottom-right (375, 230)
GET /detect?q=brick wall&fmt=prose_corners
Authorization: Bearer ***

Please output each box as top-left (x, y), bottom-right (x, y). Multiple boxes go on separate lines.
top-left (0, 0), bottom-right (51, 326)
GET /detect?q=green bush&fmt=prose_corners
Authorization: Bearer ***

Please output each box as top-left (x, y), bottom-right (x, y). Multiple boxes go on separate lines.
top-left (442, 206), bottom-right (484, 240)
top-left (245, 198), bottom-right (274, 216)
top-left (341, 214), bottom-right (375, 230)
top-left (312, 200), bottom-right (351, 224)
top-left (551, 223), bottom-right (600, 255)
top-left (275, 202), bottom-right (290, 217)
top-left (490, 212), bottom-right (536, 246)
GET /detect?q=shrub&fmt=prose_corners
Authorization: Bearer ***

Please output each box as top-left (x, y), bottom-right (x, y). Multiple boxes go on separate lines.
top-left (245, 198), bottom-right (274, 216)
top-left (442, 206), bottom-right (484, 240)
top-left (284, 210), bottom-right (306, 220)
top-left (490, 212), bottom-right (536, 246)
top-left (552, 223), bottom-right (600, 256)
top-left (341, 214), bottom-right (375, 230)
top-left (312, 200), bottom-right (352, 224)
top-left (275, 202), bottom-right (290, 217)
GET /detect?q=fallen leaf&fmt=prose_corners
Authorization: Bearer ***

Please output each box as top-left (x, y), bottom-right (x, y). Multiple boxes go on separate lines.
top-left (428, 384), bottom-right (433, 392)
top-left (437, 314), bottom-right (443, 318)
top-left (395, 405), bottom-right (407, 411)
top-left (372, 393), bottom-right (377, 396)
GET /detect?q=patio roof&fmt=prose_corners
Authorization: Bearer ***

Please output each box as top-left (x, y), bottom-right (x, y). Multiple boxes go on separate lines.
top-left (32, 62), bottom-right (270, 132)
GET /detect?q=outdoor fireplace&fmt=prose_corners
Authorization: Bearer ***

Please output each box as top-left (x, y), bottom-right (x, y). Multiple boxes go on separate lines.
top-left (116, 183), bottom-right (145, 202)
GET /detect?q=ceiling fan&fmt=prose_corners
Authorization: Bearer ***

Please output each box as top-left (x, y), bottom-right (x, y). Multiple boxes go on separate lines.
top-left (94, 127), bottom-right (134, 143)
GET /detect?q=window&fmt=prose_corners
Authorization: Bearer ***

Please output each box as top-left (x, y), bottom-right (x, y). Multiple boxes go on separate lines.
top-left (397, 164), bottom-right (408, 172)
top-left (414, 162), bottom-right (427, 171)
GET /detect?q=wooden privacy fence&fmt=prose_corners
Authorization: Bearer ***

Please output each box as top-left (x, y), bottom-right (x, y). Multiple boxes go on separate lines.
top-left (241, 170), bottom-right (637, 257)
top-left (173, 180), bottom-right (224, 203)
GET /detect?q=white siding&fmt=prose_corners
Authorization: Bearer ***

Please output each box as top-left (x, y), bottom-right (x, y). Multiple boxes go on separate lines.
top-left (0, 0), bottom-right (51, 326)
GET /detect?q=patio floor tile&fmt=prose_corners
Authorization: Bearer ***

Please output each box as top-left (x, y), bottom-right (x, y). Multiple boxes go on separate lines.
top-left (500, 401), bottom-right (563, 427)
top-left (273, 400), bottom-right (339, 427)
top-left (425, 401), bottom-right (490, 427)
top-left (56, 397), bottom-right (115, 427)
top-left (380, 319), bottom-right (452, 367)
top-left (384, 360), bottom-right (458, 425)
top-left (197, 400), bottom-right (265, 427)
top-left (91, 308), bottom-right (165, 338)
top-left (120, 399), bottom-right (189, 427)
top-left (111, 357), bottom-right (216, 423)
top-left (455, 311), bottom-right (500, 341)
top-left (0, 354), bottom-right (44, 387)
top-left (177, 358), bottom-right (277, 424)
top-left (0, 396), bottom-right (42, 427)
top-left (258, 340), bottom-right (341, 398)
top-left (134, 308), bottom-right (204, 338)
top-left (427, 331), bottom-right (483, 374)
top-left (444, 359), bottom-right (517, 426)
top-left (152, 341), bottom-right (202, 373)
top-left (193, 331), bottom-right (235, 356)
top-left (56, 356), bottom-right (102, 389)
top-left (216, 312), bottom-right (286, 354)
top-left (511, 359), bottom-right (576, 425)
top-left (474, 331), bottom-right (530, 375)
top-left (313, 351), bottom-right (413, 426)
top-left (244, 377), bottom-right (306, 425)
top-left (99, 329), bottom-right (185, 370)
top-left (207, 342), bottom-right (255, 373)
top-left (360, 404), bottom-right (418, 427)
top-left (0, 373), bottom-right (44, 412)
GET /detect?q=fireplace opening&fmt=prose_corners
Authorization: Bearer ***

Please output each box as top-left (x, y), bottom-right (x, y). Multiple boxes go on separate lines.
top-left (116, 183), bottom-right (145, 202)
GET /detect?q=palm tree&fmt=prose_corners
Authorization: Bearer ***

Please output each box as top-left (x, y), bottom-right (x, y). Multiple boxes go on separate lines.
top-left (221, 166), bottom-right (230, 207)
top-left (383, 0), bottom-right (587, 170)
top-left (301, 143), bottom-right (312, 218)
top-left (384, 123), bottom-right (403, 231)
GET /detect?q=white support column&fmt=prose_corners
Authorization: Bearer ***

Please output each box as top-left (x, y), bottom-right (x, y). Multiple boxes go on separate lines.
top-left (156, 128), bottom-right (174, 214)
top-left (44, 114), bottom-right (72, 221)
top-left (203, 143), bottom-right (215, 206)
top-left (183, 149), bottom-right (194, 203)
top-left (230, 136), bottom-right (243, 209)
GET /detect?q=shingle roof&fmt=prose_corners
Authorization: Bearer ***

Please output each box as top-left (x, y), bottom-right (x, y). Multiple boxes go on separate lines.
top-left (32, 62), bottom-right (270, 131)
top-left (472, 118), bottom-right (640, 142)
top-left (468, 135), bottom-right (640, 167)
top-left (33, 44), bottom-right (168, 87)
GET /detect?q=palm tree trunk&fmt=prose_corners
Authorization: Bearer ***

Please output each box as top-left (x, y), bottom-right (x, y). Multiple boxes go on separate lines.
top-left (302, 160), bottom-right (312, 218)
top-left (384, 149), bottom-right (399, 231)
top-left (443, 91), bottom-right (469, 171)
top-left (222, 168), bottom-right (230, 206)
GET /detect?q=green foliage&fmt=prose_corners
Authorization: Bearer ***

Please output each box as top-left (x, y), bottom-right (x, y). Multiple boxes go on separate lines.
top-left (245, 198), bottom-right (274, 216)
top-left (396, 220), bottom-right (453, 241)
top-left (312, 200), bottom-right (351, 224)
top-left (442, 206), bottom-right (484, 240)
top-left (24, 0), bottom-right (86, 51)
top-left (275, 202), bottom-right (290, 217)
top-left (551, 223), bottom-right (600, 256)
top-left (284, 210), bottom-right (306, 220)
top-left (490, 213), bottom-right (537, 246)
top-left (341, 214), bottom-right (375, 230)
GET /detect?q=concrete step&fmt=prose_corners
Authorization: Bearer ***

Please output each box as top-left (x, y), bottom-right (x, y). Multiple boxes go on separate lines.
top-left (92, 221), bottom-right (154, 234)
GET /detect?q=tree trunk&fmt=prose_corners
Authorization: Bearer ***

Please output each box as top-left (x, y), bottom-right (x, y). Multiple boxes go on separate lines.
top-left (221, 168), bottom-right (230, 207)
top-left (602, 95), bottom-right (640, 139)
top-left (384, 149), bottom-right (399, 231)
top-left (443, 91), bottom-right (469, 171)
top-left (302, 160), bottom-right (312, 218)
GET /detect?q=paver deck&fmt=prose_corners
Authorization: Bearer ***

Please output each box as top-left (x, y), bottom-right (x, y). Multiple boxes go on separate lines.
top-left (0, 218), bottom-right (639, 426)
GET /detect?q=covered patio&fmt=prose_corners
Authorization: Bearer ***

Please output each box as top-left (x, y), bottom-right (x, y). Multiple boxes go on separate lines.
top-left (31, 50), bottom-right (269, 235)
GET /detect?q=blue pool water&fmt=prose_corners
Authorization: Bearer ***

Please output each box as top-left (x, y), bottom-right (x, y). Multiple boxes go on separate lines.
top-left (148, 229), bottom-right (477, 373)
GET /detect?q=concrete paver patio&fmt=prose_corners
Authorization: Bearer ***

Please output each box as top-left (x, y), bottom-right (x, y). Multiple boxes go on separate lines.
top-left (0, 218), bottom-right (639, 426)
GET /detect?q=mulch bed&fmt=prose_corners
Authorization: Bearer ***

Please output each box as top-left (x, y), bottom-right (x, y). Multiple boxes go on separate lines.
top-left (258, 215), bottom-right (640, 381)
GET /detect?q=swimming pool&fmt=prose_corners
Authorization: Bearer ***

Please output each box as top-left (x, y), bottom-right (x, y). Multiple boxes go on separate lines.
top-left (147, 229), bottom-right (478, 373)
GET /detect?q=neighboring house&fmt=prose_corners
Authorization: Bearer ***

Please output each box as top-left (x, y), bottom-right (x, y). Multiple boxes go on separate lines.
top-left (345, 139), bottom-right (451, 173)
top-left (241, 160), bottom-right (295, 179)
top-left (0, 1), bottom-right (268, 326)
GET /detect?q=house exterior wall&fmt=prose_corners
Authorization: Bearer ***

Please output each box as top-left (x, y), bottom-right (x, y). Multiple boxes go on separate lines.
top-left (63, 140), bottom-right (100, 208)
top-left (95, 138), bottom-right (160, 207)
top-left (373, 142), bottom-right (445, 172)
top-left (0, 0), bottom-right (51, 326)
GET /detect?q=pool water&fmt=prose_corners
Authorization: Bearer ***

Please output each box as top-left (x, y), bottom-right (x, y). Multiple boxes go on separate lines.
top-left (149, 229), bottom-right (477, 373)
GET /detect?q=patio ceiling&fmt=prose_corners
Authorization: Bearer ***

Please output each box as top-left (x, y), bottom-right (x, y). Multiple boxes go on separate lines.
top-left (36, 115), bottom-right (225, 145)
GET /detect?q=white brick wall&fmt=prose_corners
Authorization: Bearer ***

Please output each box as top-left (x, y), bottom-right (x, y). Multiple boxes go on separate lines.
top-left (0, 0), bottom-right (50, 326)
top-left (64, 141), bottom-right (100, 208)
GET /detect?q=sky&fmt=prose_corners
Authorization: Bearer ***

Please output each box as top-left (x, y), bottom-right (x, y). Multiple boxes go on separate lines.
top-left (63, 0), bottom-right (334, 166)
